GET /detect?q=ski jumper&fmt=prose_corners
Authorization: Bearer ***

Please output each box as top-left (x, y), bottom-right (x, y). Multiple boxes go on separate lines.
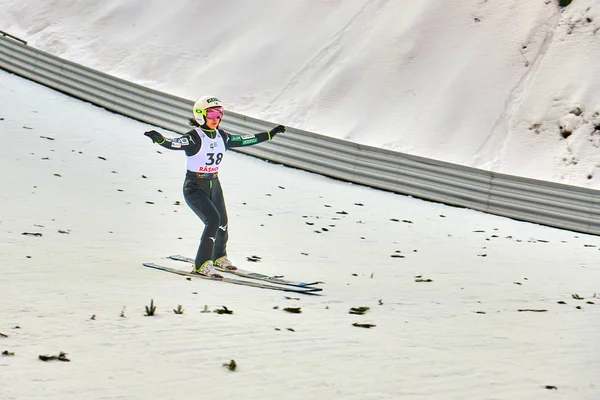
top-left (157, 126), bottom-right (278, 269)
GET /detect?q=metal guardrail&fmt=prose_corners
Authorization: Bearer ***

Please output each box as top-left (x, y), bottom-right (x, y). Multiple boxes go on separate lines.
top-left (1, 35), bottom-right (598, 235)
top-left (0, 30), bottom-right (27, 45)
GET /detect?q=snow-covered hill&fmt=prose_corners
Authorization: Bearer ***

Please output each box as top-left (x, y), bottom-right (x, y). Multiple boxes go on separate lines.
top-left (1, 0), bottom-right (599, 188)
top-left (2, 64), bottom-right (600, 400)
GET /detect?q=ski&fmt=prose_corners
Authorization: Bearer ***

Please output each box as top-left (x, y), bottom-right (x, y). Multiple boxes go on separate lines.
top-left (168, 254), bottom-right (323, 288)
top-left (143, 263), bottom-right (322, 295)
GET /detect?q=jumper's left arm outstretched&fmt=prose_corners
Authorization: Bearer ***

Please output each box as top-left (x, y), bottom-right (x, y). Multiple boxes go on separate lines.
top-left (223, 125), bottom-right (285, 149)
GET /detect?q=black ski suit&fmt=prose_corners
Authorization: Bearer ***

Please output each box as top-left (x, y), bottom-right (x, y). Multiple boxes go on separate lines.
top-left (153, 125), bottom-right (280, 269)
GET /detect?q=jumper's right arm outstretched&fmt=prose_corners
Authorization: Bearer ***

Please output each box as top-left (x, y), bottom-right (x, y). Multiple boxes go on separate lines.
top-left (144, 130), bottom-right (199, 152)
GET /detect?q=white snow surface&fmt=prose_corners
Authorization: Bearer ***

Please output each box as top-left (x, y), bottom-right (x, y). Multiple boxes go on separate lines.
top-left (1, 65), bottom-right (600, 399)
top-left (1, 0), bottom-right (600, 188)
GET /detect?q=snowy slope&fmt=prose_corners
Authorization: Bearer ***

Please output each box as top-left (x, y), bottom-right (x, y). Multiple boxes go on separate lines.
top-left (1, 0), bottom-right (599, 188)
top-left (1, 64), bottom-right (600, 399)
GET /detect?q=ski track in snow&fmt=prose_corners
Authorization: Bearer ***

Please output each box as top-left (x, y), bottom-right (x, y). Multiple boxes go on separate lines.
top-left (475, 6), bottom-right (561, 171)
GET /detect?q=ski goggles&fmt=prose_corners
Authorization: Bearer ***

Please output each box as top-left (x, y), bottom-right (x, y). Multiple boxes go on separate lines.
top-left (204, 106), bottom-right (224, 119)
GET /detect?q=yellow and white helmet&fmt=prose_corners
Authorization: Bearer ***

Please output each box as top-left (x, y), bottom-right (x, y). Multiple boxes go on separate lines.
top-left (193, 95), bottom-right (223, 125)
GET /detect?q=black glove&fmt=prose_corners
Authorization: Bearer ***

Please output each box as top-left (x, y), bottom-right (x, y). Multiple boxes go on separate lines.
top-left (269, 125), bottom-right (286, 135)
top-left (144, 130), bottom-right (164, 143)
